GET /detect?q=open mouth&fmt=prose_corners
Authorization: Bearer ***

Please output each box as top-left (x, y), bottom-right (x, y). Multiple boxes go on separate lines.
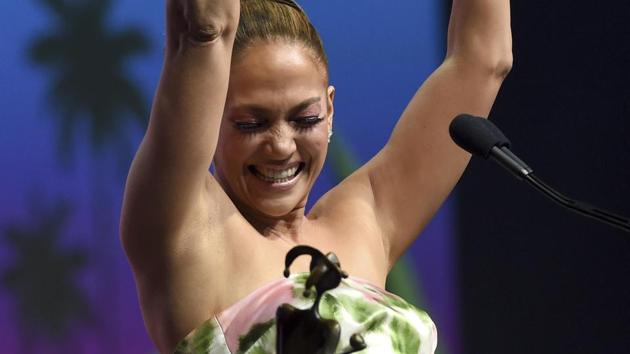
top-left (248, 162), bottom-right (305, 184)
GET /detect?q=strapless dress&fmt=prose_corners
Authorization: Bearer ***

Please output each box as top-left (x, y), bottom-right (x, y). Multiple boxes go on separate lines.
top-left (173, 273), bottom-right (437, 354)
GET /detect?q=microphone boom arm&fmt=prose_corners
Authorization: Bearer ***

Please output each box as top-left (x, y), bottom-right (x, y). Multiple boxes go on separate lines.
top-left (491, 145), bottom-right (630, 234)
top-left (523, 173), bottom-right (630, 234)
top-left (449, 114), bottom-right (630, 235)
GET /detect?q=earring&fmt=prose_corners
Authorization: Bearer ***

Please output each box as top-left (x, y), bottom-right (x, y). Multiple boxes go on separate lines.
top-left (328, 129), bottom-right (333, 143)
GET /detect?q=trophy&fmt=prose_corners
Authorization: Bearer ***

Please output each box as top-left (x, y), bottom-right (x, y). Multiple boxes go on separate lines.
top-left (276, 245), bottom-right (367, 354)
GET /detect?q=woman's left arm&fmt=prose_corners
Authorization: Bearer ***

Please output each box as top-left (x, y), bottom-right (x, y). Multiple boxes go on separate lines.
top-left (366, 0), bottom-right (512, 266)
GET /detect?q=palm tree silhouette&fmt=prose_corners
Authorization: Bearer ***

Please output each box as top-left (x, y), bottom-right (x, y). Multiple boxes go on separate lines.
top-left (27, 0), bottom-right (152, 351)
top-left (1, 200), bottom-right (91, 353)
top-left (28, 0), bottom-right (150, 163)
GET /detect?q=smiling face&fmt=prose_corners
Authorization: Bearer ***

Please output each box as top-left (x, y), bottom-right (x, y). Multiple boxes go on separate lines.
top-left (214, 40), bottom-right (334, 219)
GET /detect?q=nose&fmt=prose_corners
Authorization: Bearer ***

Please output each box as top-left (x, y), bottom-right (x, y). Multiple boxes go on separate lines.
top-left (263, 123), bottom-right (296, 159)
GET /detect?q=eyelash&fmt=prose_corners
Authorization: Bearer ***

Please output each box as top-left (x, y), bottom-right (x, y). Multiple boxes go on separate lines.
top-left (234, 122), bottom-right (264, 131)
top-left (293, 116), bottom-right (324, 131)
top-left (235, 116), bottom-right (324, 133)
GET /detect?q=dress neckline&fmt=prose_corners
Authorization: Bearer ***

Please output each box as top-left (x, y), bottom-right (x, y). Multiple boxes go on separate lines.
top-left (214, 272), bottom-right (389, 320)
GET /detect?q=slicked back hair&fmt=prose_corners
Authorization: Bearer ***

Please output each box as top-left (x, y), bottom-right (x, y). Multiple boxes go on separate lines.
top-left (235, 0), bottom-right (329, 79)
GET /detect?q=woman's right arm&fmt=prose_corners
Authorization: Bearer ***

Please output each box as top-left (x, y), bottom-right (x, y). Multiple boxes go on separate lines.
top-left (121, 0), bottom-right (239, 264)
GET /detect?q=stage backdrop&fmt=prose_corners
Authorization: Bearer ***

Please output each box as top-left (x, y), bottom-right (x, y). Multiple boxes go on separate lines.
top-left (0, 1), bottom-right (460, 353)
top-left (456, 1), bottom-right (630, 353)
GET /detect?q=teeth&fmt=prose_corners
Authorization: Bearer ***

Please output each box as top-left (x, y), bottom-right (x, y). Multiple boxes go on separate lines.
top-left (254, 165), bottom-right (299, 182)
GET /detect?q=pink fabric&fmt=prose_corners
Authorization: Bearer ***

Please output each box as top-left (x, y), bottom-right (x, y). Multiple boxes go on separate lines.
top-left (216, 277), bottom-right (294, 352)
top-left (215, 275), bottom-right (397, 353)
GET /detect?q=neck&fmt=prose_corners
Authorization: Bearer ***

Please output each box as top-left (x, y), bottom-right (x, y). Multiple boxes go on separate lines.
top-left (213, 173), bottom-right (310, 242)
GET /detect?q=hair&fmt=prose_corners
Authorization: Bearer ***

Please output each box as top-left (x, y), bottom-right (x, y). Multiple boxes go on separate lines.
top-left (235, 0), bottom-right (329, 77)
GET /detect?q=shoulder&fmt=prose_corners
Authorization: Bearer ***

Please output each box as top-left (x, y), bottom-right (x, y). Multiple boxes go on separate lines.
top-left (308, 172), bottom-right (390, 277)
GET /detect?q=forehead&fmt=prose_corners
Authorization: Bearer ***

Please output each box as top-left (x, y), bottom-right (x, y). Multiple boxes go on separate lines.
top-left (226, 41), bottom-right (327, 112)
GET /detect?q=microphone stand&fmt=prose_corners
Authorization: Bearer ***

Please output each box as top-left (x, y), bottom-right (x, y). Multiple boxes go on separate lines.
top-left (524, 173), bottom-right (630, 233)
top-left (449, 115), bottom-right (630, 235)
top-left (489, 146), bottom-right (630, 234)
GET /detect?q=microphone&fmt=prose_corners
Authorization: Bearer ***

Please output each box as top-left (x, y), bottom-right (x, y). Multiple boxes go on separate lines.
top-left (449, 114), bottom-right (532, 179)
top-left (449, 114), bottom-right (630, 234)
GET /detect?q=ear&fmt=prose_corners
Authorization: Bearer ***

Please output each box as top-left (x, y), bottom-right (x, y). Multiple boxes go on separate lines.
top-left (326, 85), bottom-right (335, 130)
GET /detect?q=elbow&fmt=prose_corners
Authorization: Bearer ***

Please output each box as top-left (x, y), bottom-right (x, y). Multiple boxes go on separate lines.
top-left (449, 49), bottom-right (513, 82)
top-left (447, 35), bottom-right (513, 80)
top-left (186, 15), bottom-right (239, 45)
top-left (494, 36), bottom-right (513, 78)
top-left (492, 50), bottom-right (513, 80)
top-left (185, 19), bottom-right (238, 47)
top-left (187, 23), bottom-right (226, 45)
top-left (169, 0), bottom-right (240, 48)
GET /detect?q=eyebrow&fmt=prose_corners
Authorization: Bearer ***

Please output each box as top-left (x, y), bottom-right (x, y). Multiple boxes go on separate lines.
top-left (233, 96), bottom-right (322, 118)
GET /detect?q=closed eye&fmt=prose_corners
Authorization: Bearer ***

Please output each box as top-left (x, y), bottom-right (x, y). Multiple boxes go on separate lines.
top-left (234, 121), bottom-right (265, 132)
top-left (292, 116), bottom-right (324, 131)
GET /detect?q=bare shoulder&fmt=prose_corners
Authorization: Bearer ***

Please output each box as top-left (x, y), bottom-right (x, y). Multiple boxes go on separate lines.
top-left (310, 168), bottom-right (377, 233)
top-left (123, 174), bottom-right (265, 353)
top-left (122, 171), bottom-right (219, 267)
top-left (309, 168), bottom-right (390, 275)
top-left (122, 172), bottom-right (252, 295)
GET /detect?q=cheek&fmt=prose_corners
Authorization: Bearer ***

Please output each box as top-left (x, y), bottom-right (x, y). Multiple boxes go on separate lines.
top-left (301, 130), bottom-right (328, 160)
top-left (217, 133), bottom-right (249, 169)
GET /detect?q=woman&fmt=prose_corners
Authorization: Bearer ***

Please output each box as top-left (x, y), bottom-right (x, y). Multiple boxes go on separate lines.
top-left (121, 0), bottom-right (512, 353)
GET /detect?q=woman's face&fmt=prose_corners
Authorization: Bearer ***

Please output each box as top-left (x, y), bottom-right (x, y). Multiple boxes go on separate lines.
top-left (214, 40), bottom-right (334, 218)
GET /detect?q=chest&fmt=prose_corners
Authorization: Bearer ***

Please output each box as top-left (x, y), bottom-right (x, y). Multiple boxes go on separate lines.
top-left (230, 224), bottom-right (389, 298)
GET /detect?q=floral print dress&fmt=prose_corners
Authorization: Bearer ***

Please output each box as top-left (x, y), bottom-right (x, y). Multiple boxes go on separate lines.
top-left (174, 273), bottom-right (437, 354)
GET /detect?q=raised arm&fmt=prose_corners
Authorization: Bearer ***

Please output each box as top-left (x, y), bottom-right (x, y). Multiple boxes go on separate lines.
top-left (365, 0), bottom-right (512, 265)
top-left (121, 0), bottom-right (239, 261)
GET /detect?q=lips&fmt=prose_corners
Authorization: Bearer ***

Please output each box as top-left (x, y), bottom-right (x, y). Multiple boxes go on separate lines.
top-left (248, 163), bottom-right (305, 184)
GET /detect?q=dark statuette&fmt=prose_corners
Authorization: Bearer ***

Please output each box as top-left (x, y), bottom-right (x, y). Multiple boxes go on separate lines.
top-left (276, 245), bottom-right (367, 354)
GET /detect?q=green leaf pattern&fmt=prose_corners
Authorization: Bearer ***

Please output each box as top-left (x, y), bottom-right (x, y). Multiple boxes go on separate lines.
top-left (173, 275), bottom-right (436, 353)
top-left (174, 318), bottom-right (230, 354)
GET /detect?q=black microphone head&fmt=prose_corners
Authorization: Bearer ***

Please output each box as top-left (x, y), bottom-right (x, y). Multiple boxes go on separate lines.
top-left (449, 114), bottom-right (511, 159)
